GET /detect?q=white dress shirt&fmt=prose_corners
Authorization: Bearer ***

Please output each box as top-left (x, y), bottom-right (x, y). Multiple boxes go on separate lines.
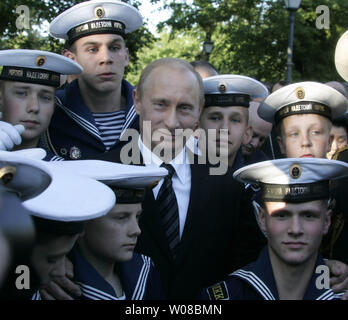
top-left (138, 136), bottom-right (191, 238)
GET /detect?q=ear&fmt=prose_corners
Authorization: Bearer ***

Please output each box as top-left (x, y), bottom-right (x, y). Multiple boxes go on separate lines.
top-left (257, 205), bottom-right (268, 236)
top-left (276, 135), bottom-right (286, 155)
top-left (62, 49), bottom-right (76, 61)
top-left (133, 88), bottom-right (141, 116)
top-left (124, 47), bottom-right (130, 67)
top-left (323, 209), bottom-right (332, 235)
top-left (327, 133), bottom-right (334, 153)
top-left (242, 125), bottom-right (253, 145)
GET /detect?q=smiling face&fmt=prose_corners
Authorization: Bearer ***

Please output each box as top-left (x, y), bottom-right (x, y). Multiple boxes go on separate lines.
top-left (79, 203), bottom-right (142, 264)
top-left (200, 106), bottom-right (251, 164)
top-left (259, 200), bottom-right (331, 266)
top-left (1, 81), bottom-right (55, 147)
top-left (67, 33), bottom-right (129, 93)
top-left (134, 63), bottom-right (202, 160)
top-left (277, 114), bottom-right (332, 158)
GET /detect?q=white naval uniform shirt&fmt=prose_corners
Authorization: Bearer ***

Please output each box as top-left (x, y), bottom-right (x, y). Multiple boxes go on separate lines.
top-left (138, 136), bottom-right (191, 239)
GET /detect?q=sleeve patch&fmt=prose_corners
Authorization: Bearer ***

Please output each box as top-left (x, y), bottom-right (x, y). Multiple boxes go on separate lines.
top-left (207, 281), bottom-right (229, 300)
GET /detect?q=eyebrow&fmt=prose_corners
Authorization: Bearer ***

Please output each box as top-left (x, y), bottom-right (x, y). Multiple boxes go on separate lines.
top-left (152, 98), bottom-right (170, 104)
top-left (12, 85), bottom-right (54, 93)
top-left (81, 38), bottom-right (124, 47)
top-left (299, 209), bottom-right (321, 215)
top-left (12, 85), bottom-right (31, 89)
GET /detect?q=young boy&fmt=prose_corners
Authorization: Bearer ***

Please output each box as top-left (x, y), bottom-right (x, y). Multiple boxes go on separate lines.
top-left (199, 74), bottom-right (268, 172)
top-left (39, 161), bottom-right (167, 300)
top-left (200, 158), bottom-right (348, 300)
top-left (258, 81), bottom-right (348, 158)
top-left (44, 0), bottom-right (143, 159)
top-left (0, 49), bottom-right (82, 160)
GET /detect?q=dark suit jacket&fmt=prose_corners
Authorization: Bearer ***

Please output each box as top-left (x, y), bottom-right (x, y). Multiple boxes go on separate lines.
top-left (322, 146), bottom-right (348, 264)
top-left (94, 142), bottom-right (265, 299)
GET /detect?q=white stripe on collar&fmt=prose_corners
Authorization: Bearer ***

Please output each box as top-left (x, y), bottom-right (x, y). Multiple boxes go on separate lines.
top-left (76, 281), bottom-right (119, 300)
top-left (131, 255), bottom-right (151, 300)
top-left (56, 96), bottom-right (101, 140)
top-left (232, 269), bottom-right (276, 300)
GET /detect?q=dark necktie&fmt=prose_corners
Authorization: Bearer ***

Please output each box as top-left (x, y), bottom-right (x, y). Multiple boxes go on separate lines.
top-left (157, 163), bottom-right (180, 259)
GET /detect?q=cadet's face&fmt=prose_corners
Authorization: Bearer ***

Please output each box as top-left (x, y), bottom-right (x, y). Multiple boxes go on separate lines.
top-left (260, 200), bottom-right (331, 266)
top-left (81, 203), bottom-right (141, 263)
top-left (1, 81), bottom-right (55, 145)
top-left (70, 34), bottom-right (129, 92)
top-left (200, 106), bottom-right (251, 160)
top-left (327, 125), bottom-right (348, 159)
top-left (134, 66), bottom-right (202, 160)
top-left (30, 234), bottom-right (79, 285)
top-left (278, 114), bottom-right (331, 158)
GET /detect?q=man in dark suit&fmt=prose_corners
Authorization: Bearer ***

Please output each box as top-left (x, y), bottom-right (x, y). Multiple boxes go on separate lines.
top-left (97, 58), bottom-right (256, 299)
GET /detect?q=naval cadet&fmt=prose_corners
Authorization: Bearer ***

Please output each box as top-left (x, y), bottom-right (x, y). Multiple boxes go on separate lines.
top-left (0, 49), bottom-right (82, 160)
top-left (199, 74), bottom-right (268, 172)
top-left (56, 161), bottom-right (166, 300)
top-left (200, 158), bottom-right (348, 300)
top-left (258, 80), bottom-right (348, 265)
top-left (258, 81), bottom-right (348, 159)
top-left (41, 0), bottom-right (143, 160)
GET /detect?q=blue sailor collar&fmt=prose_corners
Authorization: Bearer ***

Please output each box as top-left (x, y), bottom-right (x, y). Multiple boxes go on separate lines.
top-left (69, 245), bottom-right (121, 300)
top-left (68, 245), bottom-right (153, 300)
top-left (118, 253), bottom-right (153, 300)
top-left (55, 78), bottom-right (138, 145)
top-left (230, 148), bottom-right (245, 174)
top-left (56, 78), bottom-right (135, 125)
top-left (232, 246), bottom-right (341, 300)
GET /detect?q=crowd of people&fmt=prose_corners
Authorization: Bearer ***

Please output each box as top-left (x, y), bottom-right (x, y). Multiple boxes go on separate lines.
top-left (1, 0), bottom-right (348, 301)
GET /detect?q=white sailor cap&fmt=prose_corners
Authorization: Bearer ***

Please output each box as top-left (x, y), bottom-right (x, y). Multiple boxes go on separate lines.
top-left (23, 162), bottom-right (115, 222)
top-left (0, 150), bottom-right (52, 201)
top-left (203, 74), bottom-right (269, 108)
top-left (48, 160), bottom-right (168, 204)
top-left (11, 148), bottom-right (47, 160)
top-left (233, 158), bottom-right (348, 203)
top-left (258, 81), bottom-right (348, 124)
top-left (49, 0), bottom-right (143, 44)
top-left (335, 30), bottom-right (348, 82)
top-left (0, 49), bottom-right (83, 87)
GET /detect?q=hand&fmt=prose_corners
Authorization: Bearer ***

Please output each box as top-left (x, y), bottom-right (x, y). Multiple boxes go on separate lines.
top-left (326, 259), bottom-right (348, 300)
top-left (0, 121), bottom-right (25, 151)
top-left (39, 257), bottom-right (81, 300)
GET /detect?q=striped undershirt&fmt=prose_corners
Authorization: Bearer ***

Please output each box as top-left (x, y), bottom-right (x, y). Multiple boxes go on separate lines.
top-left (92, 109), bottom-right (126, 150)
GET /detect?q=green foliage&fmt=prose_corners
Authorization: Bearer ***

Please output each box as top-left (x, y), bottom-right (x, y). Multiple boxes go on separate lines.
top-left (151, 0), bottom-right (348, 84)
top-left (125, 29), bottom-right (203, 85)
